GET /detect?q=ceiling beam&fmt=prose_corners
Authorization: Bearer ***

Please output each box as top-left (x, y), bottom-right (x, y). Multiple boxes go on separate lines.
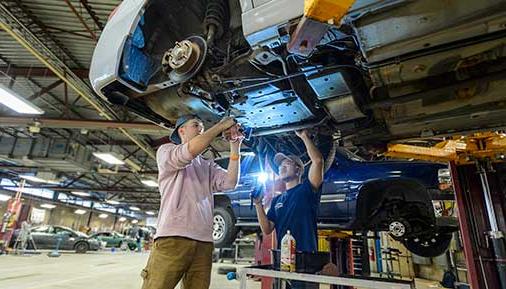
top-left (0, 66), bottom-right (89, 78)
top-left (1, 186), bottom-right (157, 194)
top-left (63, 0), bottom-right (97, 42)
top-left (3, 0), bottom-right (84, 67)
top-left (0, 116), bottom-right (168, 132)
top-left (0, 165), bottom-right (158, 176)
top-left (79, 0), bottom-right (104, 31)
top-left (27, 79), bottom-right (63, 101)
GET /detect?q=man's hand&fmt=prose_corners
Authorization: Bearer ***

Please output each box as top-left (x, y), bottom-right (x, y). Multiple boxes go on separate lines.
top-left (295, 129), bottom-right (310, 139)
top-left (218, 117), bottom-right (237, 132)
top-left (224, 123), bottom-right (245, 147)
top-left (319, 263), bottom-right (339, 276)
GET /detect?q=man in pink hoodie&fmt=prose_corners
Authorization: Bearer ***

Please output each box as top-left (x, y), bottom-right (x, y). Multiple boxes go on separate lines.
top-left (141, 114), bottom-right (242, 289)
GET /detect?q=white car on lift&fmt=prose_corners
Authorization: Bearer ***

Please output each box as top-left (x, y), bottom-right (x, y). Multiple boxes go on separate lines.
top-left (90, 0), bottom-right (506, 145)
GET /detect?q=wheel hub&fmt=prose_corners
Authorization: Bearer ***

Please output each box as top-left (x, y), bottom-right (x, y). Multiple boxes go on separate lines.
top-left (166, 40), bottom-right (195, 70)
top-left (389, 221), bottom-right (406, 238)
top-left (213, 215), bottom-right (226, 241)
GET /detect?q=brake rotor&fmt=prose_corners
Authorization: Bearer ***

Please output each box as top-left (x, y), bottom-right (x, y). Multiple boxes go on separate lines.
top-left (162, 36), bottom-right (207, 83)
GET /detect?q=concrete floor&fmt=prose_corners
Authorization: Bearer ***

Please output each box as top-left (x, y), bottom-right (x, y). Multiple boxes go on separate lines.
top-left (0, 250), bottom-right (445, 289)
top-left (0, 251), bottom-right (259, 289)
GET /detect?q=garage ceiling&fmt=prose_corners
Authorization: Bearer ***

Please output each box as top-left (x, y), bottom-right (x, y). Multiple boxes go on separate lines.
top-left (0, 0), bottom-right (169, 214)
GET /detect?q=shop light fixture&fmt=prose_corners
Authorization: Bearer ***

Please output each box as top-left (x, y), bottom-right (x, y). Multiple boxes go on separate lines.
top-left (141, 179), bottom-right (158, 187)
top-left (74, 209), bottom-right (87, 215)
top-left (0, 193), bottom-right (11, 202)
top-left (71, 191), bottom-right (90, 197)
top-left (98, 213), bottom-right (108, 219)
top-left (106, 200), bottom-right (120, 205)
top-left (118, 217), bottom-right (127, 222)
top-left (131, 219), bottom-right (138, 224)
top-left (20, 174), bottom-right (59, 184)
top-left (146, 211), bottom-right (156, 216)
top-left (40, 203), bottom-right (56, 209)
top-left (0, 84), bottom-right (44, 115)
top-left (129, 206), bottom-right (140, 211)
top-left (92, 152), bottom-right (125, 165)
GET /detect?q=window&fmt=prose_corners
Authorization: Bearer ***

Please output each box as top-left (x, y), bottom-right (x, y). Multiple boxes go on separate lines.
top-left (32, 226), bottom-right (50, 233)
top-left (30, 208), bottom-right (46, 224)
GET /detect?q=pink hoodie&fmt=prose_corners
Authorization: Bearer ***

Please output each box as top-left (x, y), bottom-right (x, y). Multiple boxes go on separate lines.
top-left (154, 143), bottom-right (234, 242)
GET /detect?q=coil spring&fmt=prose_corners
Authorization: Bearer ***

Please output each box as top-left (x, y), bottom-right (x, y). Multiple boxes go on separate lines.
top-left (204, 0), bottom-right (228, 40)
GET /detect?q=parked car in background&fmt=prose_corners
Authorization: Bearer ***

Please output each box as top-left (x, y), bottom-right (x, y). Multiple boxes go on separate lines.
top-left (10, 225), bottom-right (101, 253)
top-left (90, 231), bottom-right (137, 251)
top-left (213, 148), bottom-right (456, 257)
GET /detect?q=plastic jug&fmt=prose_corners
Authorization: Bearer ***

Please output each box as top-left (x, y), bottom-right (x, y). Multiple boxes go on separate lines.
top-left (280, 230), bottom-right (296, 272)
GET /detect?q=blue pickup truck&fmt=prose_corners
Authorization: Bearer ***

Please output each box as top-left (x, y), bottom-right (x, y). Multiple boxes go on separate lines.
top-left (213, 147), bottom-right (456, 257)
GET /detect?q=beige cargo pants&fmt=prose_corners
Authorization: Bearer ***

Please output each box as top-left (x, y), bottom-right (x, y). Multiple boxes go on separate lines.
top-left (141, 236), bottom-right (214, 289)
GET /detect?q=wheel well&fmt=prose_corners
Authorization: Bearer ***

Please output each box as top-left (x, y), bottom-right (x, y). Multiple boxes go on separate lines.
top-left (214, 195), bottom-right (232, 210)
top-left (355, 179), bottom-right (434, 228)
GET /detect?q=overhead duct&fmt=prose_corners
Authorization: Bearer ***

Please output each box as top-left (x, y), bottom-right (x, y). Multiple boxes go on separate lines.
top-left (0, 135), bottom-right (93, 172)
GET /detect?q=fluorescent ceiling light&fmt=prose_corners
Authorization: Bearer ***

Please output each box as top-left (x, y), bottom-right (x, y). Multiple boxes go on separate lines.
top-left (98, 213), bottom-right (108, 219)
top-left (72, 191), bottom-right (90, 197)
top-left (74, 209), bottom-right (87, 215)
top-left (0, 193), bottom-right (11, 202)
top-left (0, 84), bottom-right (44, 115)
top-left (242, 152), bottom-right (256, 157)
top-left (92, 152), bottom-right (125, 165)
top-left (106, 200), bottom-right (120, 205)
top-left (146, 211), bottom-right (156, 216)
top-left (129, 206), bottom-right (140, 211)
top-left (118, 217), bottom-right (127, 222)
top-left (20, 175), bottom-right (59, 184)
top-left (40, 203), bottom-right (56, 209)
top-left (131, 219), bottom-right (138, 224)
top-left (141, 180), bottom-right (158, 187)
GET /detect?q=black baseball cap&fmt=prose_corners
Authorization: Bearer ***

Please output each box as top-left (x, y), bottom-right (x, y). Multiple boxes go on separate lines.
top-left (170, 114), bottom-right (202, 144)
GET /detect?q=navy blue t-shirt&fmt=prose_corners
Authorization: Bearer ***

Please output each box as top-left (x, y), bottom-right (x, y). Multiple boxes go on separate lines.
top-left (266, 180), bottom-right (321, 252)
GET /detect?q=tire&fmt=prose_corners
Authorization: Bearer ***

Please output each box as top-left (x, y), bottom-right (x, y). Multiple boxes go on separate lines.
top-left (74, 242), bottom-right (89, 254)
top-left (213, 206), bottom-right (237, 248)
top-left (117, 241), bottom-right (123, 248)
top-left (128, 243), bottom-right (137, 251)
top-left (403, 232), bottom-right (452, 257)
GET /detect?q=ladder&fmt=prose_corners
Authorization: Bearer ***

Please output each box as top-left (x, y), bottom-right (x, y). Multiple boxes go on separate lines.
top-left (349, 232), bottom-right (370, 276)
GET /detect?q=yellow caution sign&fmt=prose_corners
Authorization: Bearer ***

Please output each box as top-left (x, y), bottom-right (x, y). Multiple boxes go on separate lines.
top-left (304, 0), bottom-right (356, 24)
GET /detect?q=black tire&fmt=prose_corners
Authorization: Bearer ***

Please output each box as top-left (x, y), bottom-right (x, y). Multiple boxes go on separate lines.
top-left (117, 241), bottom-right (123, 248)
top-left (403, 232), bottom-right (452, 257)
top-left (217, 266), bottom-right (237, 275)
top-left (128, 243), bottom-right (137, 251)
top-left (74, 242), bottom-right (89, 254)
top-left (213, 206), bottom-right (237, 248)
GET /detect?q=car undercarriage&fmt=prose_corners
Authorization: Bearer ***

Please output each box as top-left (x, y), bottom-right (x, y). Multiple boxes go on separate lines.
top-left (90, 0), bottom-right (506, 156)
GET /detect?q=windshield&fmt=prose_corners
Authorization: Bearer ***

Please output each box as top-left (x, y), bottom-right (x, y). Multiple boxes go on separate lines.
top-left (336, 147), bottom-right (365, 162)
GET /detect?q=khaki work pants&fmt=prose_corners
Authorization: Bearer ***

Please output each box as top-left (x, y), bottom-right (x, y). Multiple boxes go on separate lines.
top-left (141, 236), bottom-right (214, 289)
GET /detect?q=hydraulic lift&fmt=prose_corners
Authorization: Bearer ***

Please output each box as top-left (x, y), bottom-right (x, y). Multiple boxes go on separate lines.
top-left (386, 132), bottom-right (506, 289)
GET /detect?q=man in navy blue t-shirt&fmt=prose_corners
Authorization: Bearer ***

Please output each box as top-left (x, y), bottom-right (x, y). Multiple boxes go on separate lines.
top-left (254, 129), bottom-right (323, 289)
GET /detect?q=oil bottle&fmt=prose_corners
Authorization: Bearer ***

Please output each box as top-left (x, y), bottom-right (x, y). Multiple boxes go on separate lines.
top-left (280, 230), bottom-right (296, 272)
